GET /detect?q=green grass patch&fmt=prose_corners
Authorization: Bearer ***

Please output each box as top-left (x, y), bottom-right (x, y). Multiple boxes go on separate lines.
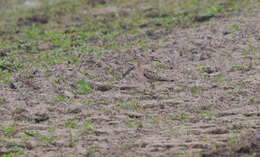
top-left (215, 75), bottom-right (226, 82)
top-left (75, 79), bottom-right (93, 95)
top-left (65, 121), bottom-right (79, 128)
top-left (2, 125), bottom-right (16, 136)
top-left (190, 87), bottom-right (202, 94)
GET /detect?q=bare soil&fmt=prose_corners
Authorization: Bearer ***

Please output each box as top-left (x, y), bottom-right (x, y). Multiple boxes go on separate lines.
top-left (0, 4), bottom-right (260, 157)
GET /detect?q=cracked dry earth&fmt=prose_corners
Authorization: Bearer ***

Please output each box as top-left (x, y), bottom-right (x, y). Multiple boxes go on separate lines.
top-left (1, 10), bottom-right (260, 157)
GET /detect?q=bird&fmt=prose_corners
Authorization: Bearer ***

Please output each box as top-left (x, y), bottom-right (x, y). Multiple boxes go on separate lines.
top-left (132, 53), bottom-right (174, 89)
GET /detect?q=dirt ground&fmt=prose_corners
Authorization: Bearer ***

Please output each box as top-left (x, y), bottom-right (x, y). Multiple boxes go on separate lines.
top-left (0, 1), bottom-right (260, 157)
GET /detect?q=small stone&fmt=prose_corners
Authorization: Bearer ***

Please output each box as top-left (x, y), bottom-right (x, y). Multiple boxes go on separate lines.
top-left (204, 66), bottom-right (218, 74)
top-left (38, 42), bottom-right (52, 51)
top-left (193, 14), bottom-right (215, 22)
top-left (126, 112), bottom-right (143, 118)
top-left (145, 11), bottom-right (160, 18)
top-left (94, 129), bottom-right (109, 136)
top-left (9, 82), bottom-right (17, 89)
top-left (89, 82), bottom-right (113, 92)
top-left (199, 53), bottom-right (211, 61)
top-left (208, 128), bottom-right (229, 134)
top-left (67, 107), bottom-right (81, 114)
top-left (88, 0), bottom-right (108, 6)
top-left (33, 112), bottom-right (49, 123)
top-left (64, 90), bottom-right (75, 98)
top-left (223, 31), bottom-right (231, 35)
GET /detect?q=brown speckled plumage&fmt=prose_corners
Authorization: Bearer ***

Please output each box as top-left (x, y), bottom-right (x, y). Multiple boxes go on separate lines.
top-left (134, 54), bottom-right (174, 83)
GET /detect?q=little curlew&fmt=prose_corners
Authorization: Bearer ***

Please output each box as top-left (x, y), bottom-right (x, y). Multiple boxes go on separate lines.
top-left (132, 53), bottom-right (174, 88)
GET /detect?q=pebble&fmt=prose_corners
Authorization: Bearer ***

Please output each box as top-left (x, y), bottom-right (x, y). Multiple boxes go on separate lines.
top-left (64, 90), bottom-right (75, 98)
top-left (9, 82), bottom-right (17, 89)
